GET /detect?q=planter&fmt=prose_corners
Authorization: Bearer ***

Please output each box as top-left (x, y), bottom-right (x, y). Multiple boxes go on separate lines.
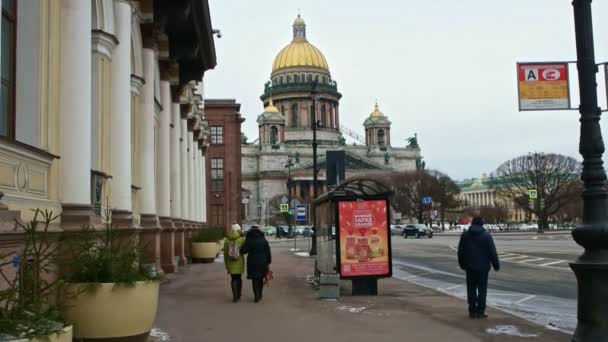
top-left (11, 326), bottom-right (73, 342)
top-left (191, 241), bottom-right (221, 263)
top-left (62, 281), bottom-right (159, 341)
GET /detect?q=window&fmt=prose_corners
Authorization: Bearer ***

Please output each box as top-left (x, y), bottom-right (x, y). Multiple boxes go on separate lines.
top-left (323, 76), bottom-right (328, 83)
top-left (270, 126), bottom-right (278, 145)
top-left (307, 74), bottom-right (312, 82)
top-left (294, 74), bottom-right (300, 83)
top-left (321, 105), bottom-right (327, 128)
top-left (1, 0), bottom-right (16, 138)
top-left (290, 104), bottom-right (298, 128)
top-left (210, 205), bottom-right (224, 227)
top-left (378, 129), bottom-right (386, 146)
top-left (211, 158), bottom-right (224, 192)
top-left (286, 75), bottom-right (292, 83)
top-left (210, 126), bottom-right (223, 144)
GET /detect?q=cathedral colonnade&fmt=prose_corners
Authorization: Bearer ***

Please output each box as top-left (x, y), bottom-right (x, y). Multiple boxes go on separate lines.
top-left (0, 0), bottom-right (217, 274)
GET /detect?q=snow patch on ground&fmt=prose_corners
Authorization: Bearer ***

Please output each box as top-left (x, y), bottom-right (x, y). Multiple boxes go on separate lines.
top-left (295, 252), bottom-right (310, 257)
top-left (486, 325), bottom-right (538, 337)
top-left (337, 305), bottom-right (366, 313)
top-left (150, 327), bottom-right (171, 341)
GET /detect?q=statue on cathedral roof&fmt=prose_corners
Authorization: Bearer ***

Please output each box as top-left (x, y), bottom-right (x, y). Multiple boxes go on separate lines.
top-left (407, 133), bottom-right (419, 149)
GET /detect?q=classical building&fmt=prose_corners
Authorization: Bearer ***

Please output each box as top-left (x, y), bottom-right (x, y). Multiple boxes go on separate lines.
top-left (457, 175), bottom-right (527, 222)
top-left (0, 0), bottom-right (216, 274)
top-left (241, 15), bottom-right (421, 224)
top-left (204, 99), bottom-right (244, 229)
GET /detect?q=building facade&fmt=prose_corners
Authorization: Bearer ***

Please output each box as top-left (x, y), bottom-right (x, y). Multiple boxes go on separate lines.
top-left (457, 175), bottom-right (527, 222)
top-left (204, 99), bottom-right (244, 230)
top-left (0, 0), bottom-right (216, 274)
top-left (242, 15), bottom-right (421, 224)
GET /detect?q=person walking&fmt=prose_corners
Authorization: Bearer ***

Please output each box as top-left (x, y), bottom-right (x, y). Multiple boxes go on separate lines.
top-left (457, 217), bottom-right (500, 319)
top-left (240, 226), bottom-right (272, 302)
top-left (224, 223), bottom-right (245, 302)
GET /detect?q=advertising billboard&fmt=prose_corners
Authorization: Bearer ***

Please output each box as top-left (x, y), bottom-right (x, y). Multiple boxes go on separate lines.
top-left (337, 199), bottom-right (391, 278)
top-left (517, 62), bottom-right (570, 111)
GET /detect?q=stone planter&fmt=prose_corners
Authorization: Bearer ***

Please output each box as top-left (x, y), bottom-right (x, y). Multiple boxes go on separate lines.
top-left (191, 241), bottom-right (221, 263)
top-left (11, 326), bottom-right (73, 342)
top-left (62, 281), bottom-right (159, 341)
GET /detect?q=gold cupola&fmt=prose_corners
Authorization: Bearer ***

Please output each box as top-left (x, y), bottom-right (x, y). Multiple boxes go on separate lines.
top-left (370, 101), bottom-right (384, 118)
top-left (271, 15), bottom-right (330, 74)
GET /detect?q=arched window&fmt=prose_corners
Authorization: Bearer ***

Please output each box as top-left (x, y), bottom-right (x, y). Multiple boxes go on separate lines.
top-left (320, 105), bottom-right (327, 128)
top-left (279, 76), bottom-right (283, 84)
top-left (291, 104), bottom-right (298, 128)
top-left (307, 74), bottom-right (312, 82)
top-left (270, 126), bottom-right (278, 145)
top-left (301, 74), bottom-right (305, 82)
top-left (294, 74), bottom-right (300, 83)
top-left (378, 129), bottom-right (386, 146)
top-left (315, 75), bottom-right (319, 82)
top-left (323, 76), bottom-right (328, 83)
top-left (286, 75), bottom-right (292, 83)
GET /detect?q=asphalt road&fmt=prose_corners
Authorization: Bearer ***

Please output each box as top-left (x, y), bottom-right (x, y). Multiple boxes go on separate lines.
top-left (389, 232), bottom-right (581, 333)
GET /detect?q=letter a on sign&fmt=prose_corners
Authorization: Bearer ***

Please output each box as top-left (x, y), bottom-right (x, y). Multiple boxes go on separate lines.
top-left (525, 69), bottom-right (538, 81)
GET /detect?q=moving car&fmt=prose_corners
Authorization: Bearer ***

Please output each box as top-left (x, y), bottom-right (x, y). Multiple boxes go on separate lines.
top-left (402, 224), bottom-right (433, 239)
top-left (390, 224), bottom-right (405, 235)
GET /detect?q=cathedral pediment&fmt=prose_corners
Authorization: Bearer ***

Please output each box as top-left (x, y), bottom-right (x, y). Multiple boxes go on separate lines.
top-left (295, 150), bottom-right (389, 172)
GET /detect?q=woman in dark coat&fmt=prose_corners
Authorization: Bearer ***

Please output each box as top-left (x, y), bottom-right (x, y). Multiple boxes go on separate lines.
top-left (240, 227), bottom-right (272, 302)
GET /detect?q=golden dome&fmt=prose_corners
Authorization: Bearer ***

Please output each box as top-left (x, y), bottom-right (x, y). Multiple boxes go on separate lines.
top-left (264, 98), bottom-right (279, 113)
top-left (271, 15), bottom-right (329, 73)
top-left (370, 101), bottom-right (384, 117)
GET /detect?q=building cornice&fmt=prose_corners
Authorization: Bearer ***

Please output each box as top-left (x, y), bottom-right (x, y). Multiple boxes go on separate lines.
top-left (91, 29), bottom-right (119, 59)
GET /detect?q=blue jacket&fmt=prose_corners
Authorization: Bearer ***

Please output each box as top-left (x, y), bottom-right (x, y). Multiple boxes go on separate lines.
top-left (458, 224), bottom-right (500, 272)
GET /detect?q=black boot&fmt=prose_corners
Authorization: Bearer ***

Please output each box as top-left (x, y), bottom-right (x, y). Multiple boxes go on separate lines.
top-left (231, 280), bottom-right (240, 302)
top-left (237, 278), bottom-right (242, 300)
top-left (253, 279), bottom-right (262, 302)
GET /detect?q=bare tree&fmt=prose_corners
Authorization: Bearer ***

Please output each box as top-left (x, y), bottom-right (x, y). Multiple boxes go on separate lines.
top-left (428, 170), bottom-right (461, 230)
top-left (491, 152), bottom-right (581, 231)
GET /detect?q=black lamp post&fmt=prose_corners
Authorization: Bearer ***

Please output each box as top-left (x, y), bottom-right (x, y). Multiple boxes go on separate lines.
top-left (570, 1), bottom-right (608, 340)
top-left (285, 156), bottom-right (294, 238)
top-left (310, 81), bottom-right (319, 256)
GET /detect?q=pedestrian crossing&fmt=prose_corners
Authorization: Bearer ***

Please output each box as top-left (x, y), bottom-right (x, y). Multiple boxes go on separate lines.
top-left (449, 245), bottom-right (571, 270)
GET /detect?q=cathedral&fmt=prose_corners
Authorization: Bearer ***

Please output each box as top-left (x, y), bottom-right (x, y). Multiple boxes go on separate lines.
top-left (241, 15), bottom-right (421, 224)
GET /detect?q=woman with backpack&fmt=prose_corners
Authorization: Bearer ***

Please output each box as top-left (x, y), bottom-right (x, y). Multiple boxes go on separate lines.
top-left (224, 223), bottom-right (246, 302)
top-left (240, 226), bottom-right (272, 302)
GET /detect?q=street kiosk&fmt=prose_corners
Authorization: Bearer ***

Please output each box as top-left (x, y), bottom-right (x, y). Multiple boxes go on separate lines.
top-left (313, 178), bottom-right (393, 296)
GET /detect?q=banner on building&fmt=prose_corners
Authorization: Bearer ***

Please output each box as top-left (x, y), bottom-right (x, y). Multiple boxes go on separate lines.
top-left (337, 200), bottom-right (390, 278)
top-left (517, 62), bottom-right (570, 111)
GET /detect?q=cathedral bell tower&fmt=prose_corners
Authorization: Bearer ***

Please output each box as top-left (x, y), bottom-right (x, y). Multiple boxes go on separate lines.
top-left (257, 98), bottom-right (285, 146)
top-left (364, 101), bottom-right (392, 148)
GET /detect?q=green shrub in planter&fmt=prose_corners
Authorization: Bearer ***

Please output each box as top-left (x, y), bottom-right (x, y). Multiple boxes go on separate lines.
top-left (191, 227), bottom-right (225, 243)
top-left (0, 209), bottom-right (71, 341)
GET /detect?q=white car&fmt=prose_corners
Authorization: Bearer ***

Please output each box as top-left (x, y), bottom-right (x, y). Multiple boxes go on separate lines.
top-left (390, 224), bottom-right (405, 235)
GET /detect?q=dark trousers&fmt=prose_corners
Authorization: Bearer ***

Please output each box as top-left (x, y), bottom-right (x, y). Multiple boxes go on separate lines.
top-left (230, 274), bottom-right (242, 300)
top-left (252, 277), bottom-right (264, 300)
top-left (466, 270), bottom-right (488, 314)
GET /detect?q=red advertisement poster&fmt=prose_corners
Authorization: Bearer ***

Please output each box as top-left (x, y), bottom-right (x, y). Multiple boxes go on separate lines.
top-left (338, 200), bottom-right (390, 277)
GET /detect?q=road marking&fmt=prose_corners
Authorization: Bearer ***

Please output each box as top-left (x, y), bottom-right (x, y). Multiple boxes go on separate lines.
top-left (516, 258), bottom-right (545, 264)
top-left (539, 260), bottom-right (568, 267)
top-left (515, 295), bottom-right (536, 304)
top-left (444, 284), bottom-right (463, 291)
top-left (501, 255), bottom-right (531, 261)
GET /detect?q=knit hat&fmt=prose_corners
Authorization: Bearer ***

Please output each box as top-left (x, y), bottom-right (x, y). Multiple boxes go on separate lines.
top-left (231, 223), bottom-right (242, 232)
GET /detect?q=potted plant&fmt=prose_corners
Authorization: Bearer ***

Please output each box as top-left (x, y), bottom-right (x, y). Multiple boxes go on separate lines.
top-left (191, 226), bottom-right (224, 263)
top-left (58, 207), bottom-right (160, 341)
top-left (0, 209), bottom-right (72, 342)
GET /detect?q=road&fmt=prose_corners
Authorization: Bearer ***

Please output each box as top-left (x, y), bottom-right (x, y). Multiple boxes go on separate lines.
top-left (390, 232), bottom-right (581, 333)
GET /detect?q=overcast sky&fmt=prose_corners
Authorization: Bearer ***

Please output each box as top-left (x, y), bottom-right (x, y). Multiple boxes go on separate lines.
top-left (204, 0), bottom-right (608, 180)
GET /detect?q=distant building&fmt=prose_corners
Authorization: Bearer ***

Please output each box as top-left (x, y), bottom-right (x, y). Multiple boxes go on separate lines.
top-left (241, 15), bottom-right (421, 224)
top-left (457, 175), bottom-right (527, 222)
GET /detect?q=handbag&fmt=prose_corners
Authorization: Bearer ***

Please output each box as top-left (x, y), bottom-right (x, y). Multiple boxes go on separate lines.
top-left (263, 268), bottom-right (274, 287)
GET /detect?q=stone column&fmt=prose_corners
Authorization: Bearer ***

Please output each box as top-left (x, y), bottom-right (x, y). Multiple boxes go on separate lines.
top-left (109, 0), bottom-right (132, 226)
top-left (193, 140), bottom-right (200, 223)
top-left (180, 119), bottom-right (189, 223)
top-left (197, 146), bottom-right (204, 223)
top-left (159, 80), bottom-right (176, 273)
top-left (139, 46), bottom-right (161, 271)
top-left (187, 131), bottom-right (195, 222)
top-left (171, 103), bottom-right (185, 265)
top-left (59, 0), bottom-right (93, 228)
top-left (201, 153), bottom-right (207, 223)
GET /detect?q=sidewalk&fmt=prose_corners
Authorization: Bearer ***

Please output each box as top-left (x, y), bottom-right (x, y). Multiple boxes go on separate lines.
top-left (151, 245), bottom-right (569, 342)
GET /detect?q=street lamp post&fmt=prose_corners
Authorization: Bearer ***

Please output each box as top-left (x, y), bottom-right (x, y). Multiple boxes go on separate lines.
top-left (571, 1), bottom-right (608, 340)
top-left (310, 81), bottom-right (319, 256)
top-left (285, 157), bottom-right (294, 239)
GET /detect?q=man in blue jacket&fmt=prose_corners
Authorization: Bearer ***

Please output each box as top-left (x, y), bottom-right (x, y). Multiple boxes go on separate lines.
top-left (458, 217), bottom-right (500, 318)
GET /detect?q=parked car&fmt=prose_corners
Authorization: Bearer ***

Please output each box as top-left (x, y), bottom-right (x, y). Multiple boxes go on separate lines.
top-left (259, 225), bottom-right (276, 236)
top-left (390, 224), bottom-right (405, 235)
top-left (403, 224), bottom-right (433, 238)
